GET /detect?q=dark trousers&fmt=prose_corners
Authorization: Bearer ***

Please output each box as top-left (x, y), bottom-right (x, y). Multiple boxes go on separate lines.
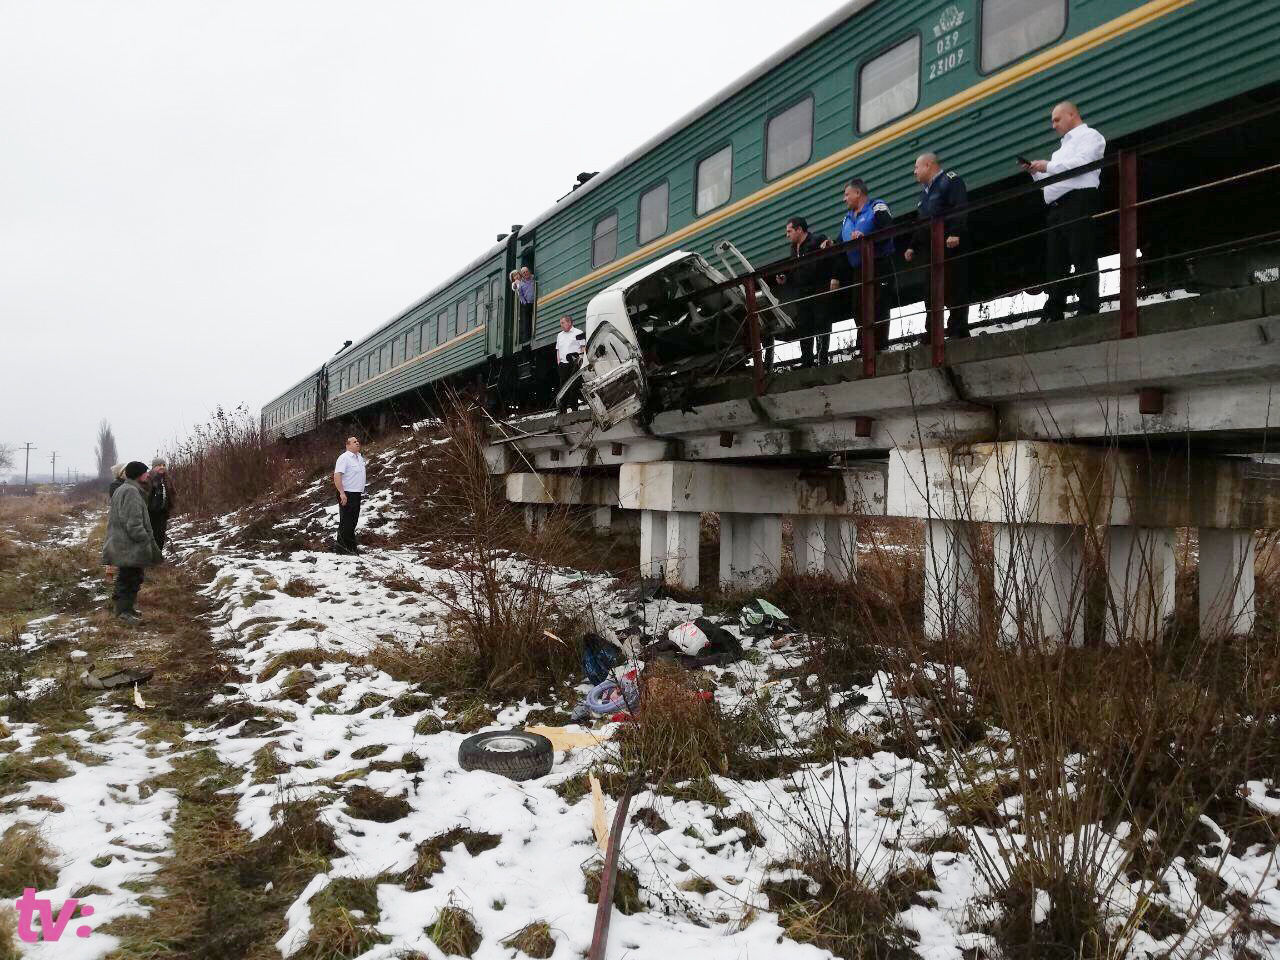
top-left (113, 566), bottom-right (145, 614)
top-left (919, 245), bottom-right (970, 339)
top-left (557, 358), bottom-right (580, 411)
top-left (1044, 189), bottom-right (1100, 321)
top-left (149, 511), bottom-right (169, 550)
top-left (337, 491), bottom-right (363, 554)
top-left (795, 298), bottom-right (832, 367)
top-left (519, 302), bottom-right (534, 342)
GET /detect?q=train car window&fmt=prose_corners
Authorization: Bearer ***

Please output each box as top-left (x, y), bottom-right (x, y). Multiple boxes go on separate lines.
top-left (455, 297), bottom-right (467, 334)
top-left (637, 181), bottom-right (669, 245)
top-left (380, 345), bottom-right (390, 373)
top-left (475, 284), bottom-right (488, 327)
top-left (437, 310), bottom-right (447, 346)
top-left (859, 36), bottom-right (920, 133)
top-left (980, 0), bottom-right (1066, 73)
top-left (695, 145), bottom-right (732, 215)
top-left (592, 212), bottom-right (618, 268)
top-left (765, 96), bottom-right (813, 181)
top-left (392, 338), bottom-right (402, 367)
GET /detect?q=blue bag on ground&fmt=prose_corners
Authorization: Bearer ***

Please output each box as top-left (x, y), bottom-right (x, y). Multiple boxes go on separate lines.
top-left (581, 632), bottom-right (624, 685)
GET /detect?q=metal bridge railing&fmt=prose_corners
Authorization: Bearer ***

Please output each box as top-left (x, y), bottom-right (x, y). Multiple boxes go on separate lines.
top-left (682, 98), bottom-right (1280, 394)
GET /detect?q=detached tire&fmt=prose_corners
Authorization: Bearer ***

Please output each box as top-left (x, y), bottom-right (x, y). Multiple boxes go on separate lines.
top-left (458, 730), bottom-right (554, 782)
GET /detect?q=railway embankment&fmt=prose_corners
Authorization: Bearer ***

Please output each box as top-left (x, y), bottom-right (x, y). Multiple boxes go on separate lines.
top-left (1, 422), bottom-right (1278, 959)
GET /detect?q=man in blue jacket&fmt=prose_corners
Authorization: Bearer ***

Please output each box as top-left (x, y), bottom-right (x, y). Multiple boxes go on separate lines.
top-left (825, 179), bottom-right (896, 352)
top-left (903, 153), bottom-right (971, 340)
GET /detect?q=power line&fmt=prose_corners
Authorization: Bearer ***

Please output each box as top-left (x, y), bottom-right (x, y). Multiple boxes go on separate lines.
top-left (49, 451), bottom-right (57, 485)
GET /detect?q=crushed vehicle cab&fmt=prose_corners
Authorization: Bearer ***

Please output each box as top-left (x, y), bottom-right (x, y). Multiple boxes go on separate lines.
top-left (568, 242), bottom-right (792, 430)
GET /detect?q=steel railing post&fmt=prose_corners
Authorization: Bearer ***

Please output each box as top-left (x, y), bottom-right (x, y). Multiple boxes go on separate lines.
top-left (930, 217), bottom-right (946, 366)
top-left (860, 237), bottom-right (877, 377)
top-left (745, 281), bottom-right (765, 396)
top-left (1118, 150), bottom-right (1139, 338)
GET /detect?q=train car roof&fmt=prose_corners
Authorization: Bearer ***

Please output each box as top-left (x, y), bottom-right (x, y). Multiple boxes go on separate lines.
top-left (518, 0), bottom-right (873, 237)
top-left (330, 238), bottom-right (510, 364)
top-left (263, 365), bottom-right (325, 410)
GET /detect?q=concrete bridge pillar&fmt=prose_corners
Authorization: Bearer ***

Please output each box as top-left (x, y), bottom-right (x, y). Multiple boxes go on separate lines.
top-left (1198, 527), bottom-right (1255, 638)
top-left (992, 522), bottom-right (1084, 644)
top-left (1105, 526), bottom-right (1177, 645)
top-left (923, 519), bottom-right (978, 641)
top-left (639, 510), bottom-right (668, 580)
top-left (592, 506), bottom-right (613, 534)
top-left (719, 513), bottom-right (783, 591)
top-left (665, 512), bottom-right (701, 589)
top-left (793, 516), bottom-right (857, 581)
top-left (523, 504), bottom-right (549, 533)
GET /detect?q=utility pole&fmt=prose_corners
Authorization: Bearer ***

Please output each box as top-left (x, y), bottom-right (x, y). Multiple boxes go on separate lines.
top-left (21, 443), bottom-right (35, 488)
top-left (49, 451), bottom-right (57, 485)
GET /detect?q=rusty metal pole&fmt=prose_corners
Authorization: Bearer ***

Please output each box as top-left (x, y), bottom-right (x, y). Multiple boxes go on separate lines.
top-left (745, 280), bottom-right (765, 397)
top-left (587, 780), bottom-right (636, 960)
top-left (930, 217), bottom-right (946, 367)
top-left (860, 236), bottom-right (877, 378)
top-left (1118, 150), bottom-right (1139, 338)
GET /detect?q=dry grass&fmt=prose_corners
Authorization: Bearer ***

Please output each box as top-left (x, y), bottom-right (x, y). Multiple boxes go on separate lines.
top-left (0, 823), bottom-right (58, 897)
top-left (583, 861), bottom-right (643, 915)
top-left (343, 785), bottom-right (410, 823)
top-left (616, 662), bottom-right (728, 783)
top-left (298, 876), bottom-right (389, 959)
top-left (403, 827), bottom-right (500, 892)
top-left (501, 920), bottom-right (556, 957)
top-left (428, 901), bottom-right (481, 957)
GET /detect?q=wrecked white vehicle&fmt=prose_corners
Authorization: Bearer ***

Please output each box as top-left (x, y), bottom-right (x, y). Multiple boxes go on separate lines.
top-left (565, 241), bottom-right (792, 430)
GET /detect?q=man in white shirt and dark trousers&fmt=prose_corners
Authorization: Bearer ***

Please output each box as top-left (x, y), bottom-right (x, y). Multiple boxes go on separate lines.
top-left (555, 315), bottom-right (586, 413)
top-left (333, 436), bottom-right (366, 555)
top-left (1023, 101), bottom-right (1106, 323)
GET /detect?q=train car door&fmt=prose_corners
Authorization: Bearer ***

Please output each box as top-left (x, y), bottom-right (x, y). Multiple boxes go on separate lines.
top-left (486, 272), bottom-right (504, 356)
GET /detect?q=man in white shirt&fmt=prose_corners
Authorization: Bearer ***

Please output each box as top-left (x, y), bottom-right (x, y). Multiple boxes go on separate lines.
top-left (1022, 101), bottom-right (1106, 323)
top-left (555, 315), bottom-right (586, 413)
top-left (332, 436), bottom-right (366, 555)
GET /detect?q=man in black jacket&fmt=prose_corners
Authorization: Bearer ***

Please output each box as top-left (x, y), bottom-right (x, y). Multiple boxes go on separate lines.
top-left (903, 153), bottom-right (971, 340)
top-left (146, 458), bottom-right (174, 551)
top-left (775, 216), bottom-right (834, 367)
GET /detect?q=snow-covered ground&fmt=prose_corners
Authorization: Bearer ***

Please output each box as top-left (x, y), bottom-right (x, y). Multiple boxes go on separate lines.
top-left (3, 435), bottom-right (1277, 959)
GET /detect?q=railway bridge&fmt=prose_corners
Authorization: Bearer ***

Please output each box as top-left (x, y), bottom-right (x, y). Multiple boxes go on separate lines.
top-left (485, 280), bottom-right (1280, 645)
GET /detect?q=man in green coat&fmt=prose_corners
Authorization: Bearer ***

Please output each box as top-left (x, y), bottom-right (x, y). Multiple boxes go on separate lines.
top-left (103, 461), bottom-right (162, 624)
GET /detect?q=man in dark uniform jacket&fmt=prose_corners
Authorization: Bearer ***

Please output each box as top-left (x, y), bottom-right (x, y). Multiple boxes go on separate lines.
top-left (775, 216), bottom-right (834, 367)
top-left (903, 153), bottom-right (971, 339)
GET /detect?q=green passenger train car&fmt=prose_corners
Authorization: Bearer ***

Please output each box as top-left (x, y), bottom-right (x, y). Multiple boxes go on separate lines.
top-left (264, 0), bottom-right (1280, 436)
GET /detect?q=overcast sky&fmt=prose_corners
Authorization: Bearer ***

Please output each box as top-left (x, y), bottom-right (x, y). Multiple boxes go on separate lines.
top-left (0, 0), bottom-right (840, 479)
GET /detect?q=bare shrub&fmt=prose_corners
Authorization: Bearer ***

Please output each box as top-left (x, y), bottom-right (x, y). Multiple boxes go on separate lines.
top-left (167, 404), bottom-right (341, 517)
top-left (396, 393), bottom-right (583, 699)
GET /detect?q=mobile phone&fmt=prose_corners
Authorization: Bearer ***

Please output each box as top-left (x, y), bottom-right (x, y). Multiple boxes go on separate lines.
top-left (1016, 155), bottom-right (1031, 166)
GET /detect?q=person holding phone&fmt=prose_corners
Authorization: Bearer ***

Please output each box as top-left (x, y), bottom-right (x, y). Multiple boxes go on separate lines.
top-left (1020, 101), bottom-right (1107, 323)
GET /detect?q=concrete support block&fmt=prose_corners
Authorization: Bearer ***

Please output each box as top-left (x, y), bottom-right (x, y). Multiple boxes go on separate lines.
top-left (523, 504), bottom-right (549, 534)
top-left (992, 523), bottom-right (1083, 644)
top-left (1106, 527), bottom-right (1177, 644)
top-left (639, 510), bottom-right (668, 580)
top-left (719, 513), bottom-right (783, 590)
top-left (664, 512), bottom-right (701, 589)
top-left (823, 518), bottom-right (857, 582)
top-left (792, 516), bottom-right (825, 576)
top-left (1198, 528), bottom-right (1256, 637)
top-left (923, 519), bottom-right (977, 641)
top-left (592, 506), bottom-right (613, 534)
top-left (793, 516), bottom-right (858, 581)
